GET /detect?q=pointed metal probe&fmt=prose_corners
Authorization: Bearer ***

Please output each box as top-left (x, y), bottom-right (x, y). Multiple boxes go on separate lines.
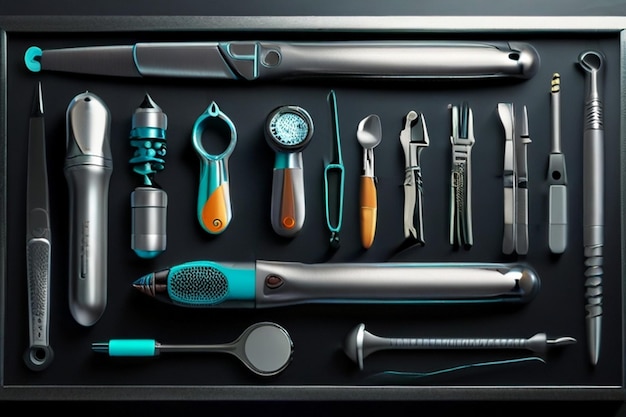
top-left (343, 323), bottom-right (576, 370)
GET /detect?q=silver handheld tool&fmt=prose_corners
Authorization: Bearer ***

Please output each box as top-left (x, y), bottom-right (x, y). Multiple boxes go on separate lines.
top-left (548, 73), bottom-right (568, 254)
top-left (449, 102), bottom-right (474, 249)
top-left (24, 41), bottom-right (540, 80)
top-left (65, 91), bottom-right (113, 327)
top-left (343, 323), bottom-right (576, 370)
top-left (578, 50), bottom-right (605, 366)
top-left (133, 260), bottom-right (541, 308)
top-left (400, 111), bottom-right (429, 245)
top-left (25, 82), bottom-right (54, 370)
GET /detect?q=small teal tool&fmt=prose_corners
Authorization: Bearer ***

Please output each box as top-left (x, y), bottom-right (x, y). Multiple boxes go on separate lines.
top-left (324, 90), bottom-right (345, 249)
top-left (192, 102), bottom-right (236, 234)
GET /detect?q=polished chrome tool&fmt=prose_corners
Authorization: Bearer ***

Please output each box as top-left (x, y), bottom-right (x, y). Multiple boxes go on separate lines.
top-left (400, 111), bottom-right (429, 245)
top-left (25, 82), bottom-right (53, 370)
top-left (343, 323), bottom-right (576, 370)
top-left (578, 50), bottom-right (605, 366)
top-left (265, 105), bottom-right (314, 237)
top-left (129, 94), bottom-right (168, 258)
top-left (516, 105), bottom-right (531, 255)
top-left (548, 73), bottom-right (568, 254)
top-left (25, 41), bottom-right (540, 80)
top-left (323, 90), bottom-right (345, 249)
top-left (92, 322), bottom-right (293, 376)
top-left (132, 260), bottom-right (541, 308)
top-left (449, 102), bottom-right (474, 249)
top-left (357, 114), bottom-right (382, 249)
top-left (192, 102), bottom-right (236, 235)
top-left (498, 102), bottom-right (516, 255)
top-left (65, 91), bottom-right (112, 327)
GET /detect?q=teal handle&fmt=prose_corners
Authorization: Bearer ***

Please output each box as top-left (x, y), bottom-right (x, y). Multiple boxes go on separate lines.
top-left (108, 339), bottom-right (157, 356)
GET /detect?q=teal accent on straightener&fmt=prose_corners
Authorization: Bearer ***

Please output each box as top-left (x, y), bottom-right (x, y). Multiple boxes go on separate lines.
top-left (274, 152), bottom-right (290, 169)
top-left (24, 46), bottom-right (43, 72)
top-left (108, 339), bottom-right (156, 356)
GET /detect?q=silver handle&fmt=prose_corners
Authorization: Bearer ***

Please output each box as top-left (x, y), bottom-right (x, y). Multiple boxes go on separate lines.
top-left (255, 261), bottom-right (540, 307)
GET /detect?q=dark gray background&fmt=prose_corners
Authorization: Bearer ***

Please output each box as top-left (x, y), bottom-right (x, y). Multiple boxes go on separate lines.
top-left (2, 0), bottom-right (626, 416)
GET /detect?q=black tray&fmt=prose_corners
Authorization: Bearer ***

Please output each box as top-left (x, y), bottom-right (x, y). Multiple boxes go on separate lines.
top-left (1, 15), bottom-right (625, 401)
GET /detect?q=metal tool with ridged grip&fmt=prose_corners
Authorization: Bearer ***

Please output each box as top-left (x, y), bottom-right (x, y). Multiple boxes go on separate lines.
top-left (343, 323), bottom-right (576, 370)
top-left (578, 50), bottom-right (605, 366)
top-left (25, 82), bottom-right (54, 370)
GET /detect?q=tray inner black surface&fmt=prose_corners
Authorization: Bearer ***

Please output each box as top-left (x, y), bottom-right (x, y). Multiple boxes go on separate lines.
top-left (2, 31), bottom-right (623, 388)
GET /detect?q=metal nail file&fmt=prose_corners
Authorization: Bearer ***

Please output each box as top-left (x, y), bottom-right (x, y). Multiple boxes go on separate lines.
top-left (24, 41), bottom-right (540, 80)
top-left (25, 82), bottom-right (54, 370)
top-left (498, 103), bottom-right (516, 255)
top-left (449, 103), bottom-right (474, 249)
top-left (578, 50), bottom-right (605, 366)
top-left (548, 73), bottom-right (568, 254)
top-left (516, 106), bottom-right (531, 255)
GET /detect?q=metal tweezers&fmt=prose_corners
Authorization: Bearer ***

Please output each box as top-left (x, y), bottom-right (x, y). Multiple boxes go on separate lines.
top-left (497, 103), bottom-right (531, 255)
top-left (449, 102), bottom-right (474, 249)
top-left (400, 111), bottom-right (429, 245)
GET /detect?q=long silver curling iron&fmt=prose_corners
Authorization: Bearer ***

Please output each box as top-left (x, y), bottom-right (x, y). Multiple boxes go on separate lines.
top-left (133, 260), bottom-right (540, 308)
top-left (24, 41), bottom-right (539, 80)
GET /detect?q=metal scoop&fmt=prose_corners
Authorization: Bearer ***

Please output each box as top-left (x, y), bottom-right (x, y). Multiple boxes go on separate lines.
top-left (92, 322), bottom-right (294, 377)
top-left (357, 114), bottom-right (382, 248)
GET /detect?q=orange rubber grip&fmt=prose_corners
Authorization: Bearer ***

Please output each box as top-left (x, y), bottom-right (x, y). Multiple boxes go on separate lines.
top-left (360, 176), bottom-right (377, 249)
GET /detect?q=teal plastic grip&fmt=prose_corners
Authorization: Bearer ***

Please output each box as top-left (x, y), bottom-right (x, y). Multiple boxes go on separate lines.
top-left (25, 46), bottom-right (43, 72)
top-left (108, 339), bottom-right (157, 356)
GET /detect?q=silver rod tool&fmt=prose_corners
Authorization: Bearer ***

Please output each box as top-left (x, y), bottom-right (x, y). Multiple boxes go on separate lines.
top-left (548, 73), bottom-right (568, 254)
top-left (25, 82), bottom-right (54, 370)
top-left (343, 323), bottom-right (576, 370)
top-left (578, 50), bottom-right (605, 366)
top-left (400, 111), bottom-right (429, 245)
top-left (24, 41), bottom-right (540, 81)
top-left (497, 102), bottom-right (516, 255)
top-left (449, 103), bottom-right (474, 249)
top-left (516, 105), bottom-right (531, 255)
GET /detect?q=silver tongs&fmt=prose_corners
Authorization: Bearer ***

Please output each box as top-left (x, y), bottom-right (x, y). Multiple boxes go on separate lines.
top-left (497, 103), bottom-right (531, 255)
top-left (25, 41), bottom-right (540, 80)
top-left (449, 102), bottom-right (474, 249)
top-left (400, 111), bottom-right (429, 245)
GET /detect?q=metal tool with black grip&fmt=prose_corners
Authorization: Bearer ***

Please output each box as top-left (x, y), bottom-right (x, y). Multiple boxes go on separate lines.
top-left (25, 82), bottom-right (53, 370)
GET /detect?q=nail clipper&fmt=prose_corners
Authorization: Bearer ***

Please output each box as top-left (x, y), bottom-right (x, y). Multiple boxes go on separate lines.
top-left (449, 102), bottom-right (474, 249)
top-left (400, 111), bottom-right (429, 245)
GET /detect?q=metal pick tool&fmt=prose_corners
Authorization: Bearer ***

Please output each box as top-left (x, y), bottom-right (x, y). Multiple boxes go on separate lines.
top-left (343, 323), bottom-right (576, 370)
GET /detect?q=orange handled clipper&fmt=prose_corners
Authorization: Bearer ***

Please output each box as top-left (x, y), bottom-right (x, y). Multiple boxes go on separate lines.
top-left (192, 102), bottom-right (236, 234)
